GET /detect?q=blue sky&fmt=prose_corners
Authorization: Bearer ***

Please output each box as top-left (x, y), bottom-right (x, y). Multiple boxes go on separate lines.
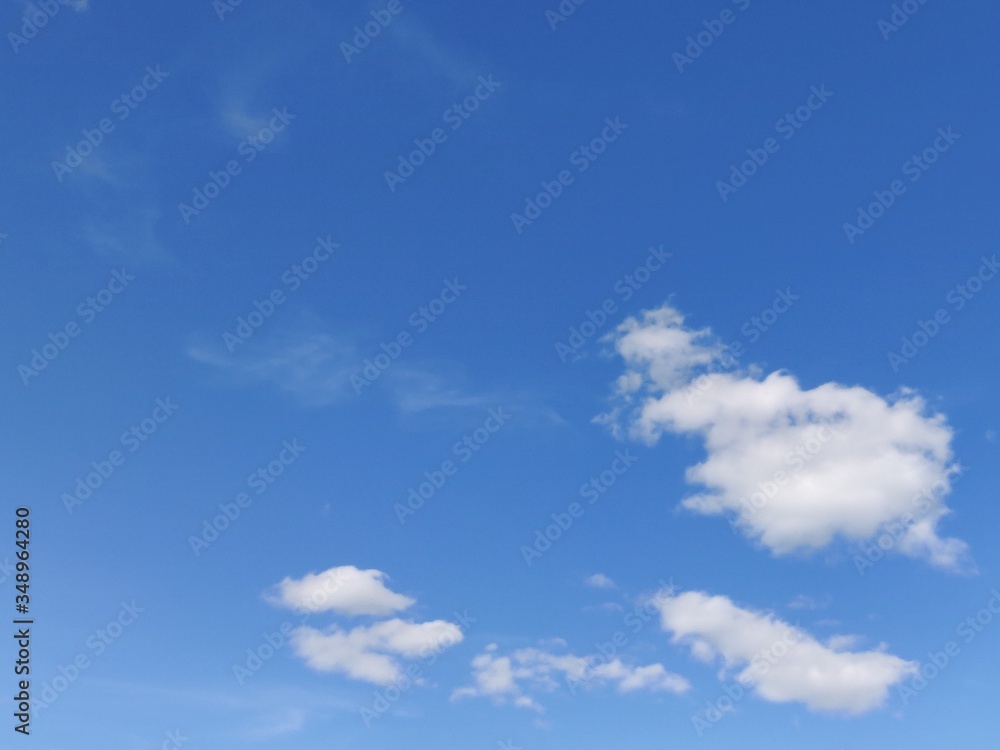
top-left (3, 0), bottom-right (1000, 747)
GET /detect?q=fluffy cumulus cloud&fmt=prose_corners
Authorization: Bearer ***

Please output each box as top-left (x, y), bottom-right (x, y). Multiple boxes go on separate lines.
top-left (655, 590), bottom-right (916, 713)
top-left (265, 565), bottom-right (415, 616)
top-left (599, 304), bottom-right (971, 570)
top-left (452, 643), bottom-right (689, 711)
top-left (267, 566), bottom-right (462, 686)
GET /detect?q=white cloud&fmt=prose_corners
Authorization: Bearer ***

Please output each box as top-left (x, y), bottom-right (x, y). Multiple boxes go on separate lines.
top-left (452, 643), bottom-right (689, 711)
top-left (291, 618), bottom-right (463, 686)
top-left (585, 573), bottom-right (617, 589)
top-left (787, 594), bottom-right (832, 611)
top-left (266, 566), bottom-right (463, 686)
top-left (655, 590), bottom-right (916, 713)
top-left (265, 565), bottom-right (415, 617)
top-left (599, 303), bottom-right (972, 570)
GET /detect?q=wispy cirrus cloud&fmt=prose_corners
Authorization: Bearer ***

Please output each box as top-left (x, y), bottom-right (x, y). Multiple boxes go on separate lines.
top-left (387, 367), bottom-right (494, 413)
top-left (188, 327), bottom-right (359, 407)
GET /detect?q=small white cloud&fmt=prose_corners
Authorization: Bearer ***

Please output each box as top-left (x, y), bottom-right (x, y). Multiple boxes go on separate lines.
top-left (452, 643), bottom-right (689, 711)
top-left (787, 594), bottom-right (832, 611)
top-left (599, 303), bottom-right (973, 571)
top-left (826, 634), bottom-right (862, 650)
top-left (585, 573), bottom-right (617, 590)
top-left (265, 565), bottom-right (414, 617)
top-left (291, 618), bottom-right (463, 686)
top-left (655, 590), bottom-right (916, 713)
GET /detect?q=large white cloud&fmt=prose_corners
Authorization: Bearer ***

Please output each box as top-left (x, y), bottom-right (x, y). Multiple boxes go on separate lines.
top-left (265, 565), bottom-right (415, 616)
top-left (451, 643), bottom-right (689, 711)
top-left (599, 304), bottom-right (971, 570)
top-left (291, 618), bottom-right (463, 686)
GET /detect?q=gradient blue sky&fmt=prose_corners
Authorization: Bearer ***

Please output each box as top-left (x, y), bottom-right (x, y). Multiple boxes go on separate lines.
top-left (3, 0), bottom-right (1000, 747)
